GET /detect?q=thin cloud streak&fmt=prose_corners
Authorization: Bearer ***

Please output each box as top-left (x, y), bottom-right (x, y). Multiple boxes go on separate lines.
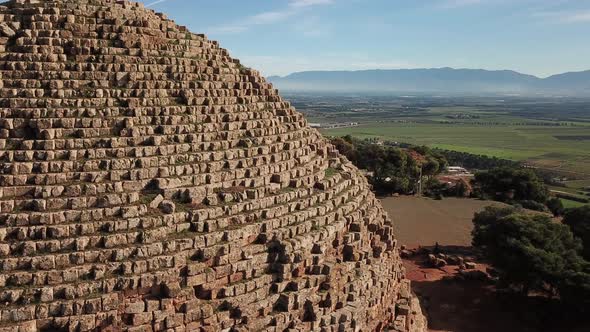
top-left (208, 0), bottom-right (335, 35)
top-left (534, 10), bottom-right (590, 23)
top-left (439, 0), bottom-right (484, 9)
top-left (289, 0), bottom-right (334, 8)
top-left (146, 0), bottom-right (168, 7)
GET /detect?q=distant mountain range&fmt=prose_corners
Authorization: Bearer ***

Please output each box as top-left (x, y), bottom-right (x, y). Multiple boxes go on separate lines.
top-left (267, 68), bottom-right (590, 96)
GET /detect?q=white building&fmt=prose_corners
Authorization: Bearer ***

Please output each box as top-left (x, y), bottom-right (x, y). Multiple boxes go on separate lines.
top-left (447, 166), bottom-right (468, 174)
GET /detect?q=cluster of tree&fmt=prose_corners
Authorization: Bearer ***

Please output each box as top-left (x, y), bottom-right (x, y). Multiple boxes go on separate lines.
top-left (444, 113), bottom-right (481, 119)
top-left (330, 136), bottom-right (448, 195)
top-left (472, 167), bottom-right (565, 216)
top-left (331, 137), bottom-right (573, 215)
top-left (472, 206), bottom-right (590, 311)
top-left (564, 206), bottom-right (590, 260)
top-left (474, 167), bottom-right (548, 201)
top-left (436, 149), bottom-right (520, 171)
top-left (419, 177), bottom-right (471, 199)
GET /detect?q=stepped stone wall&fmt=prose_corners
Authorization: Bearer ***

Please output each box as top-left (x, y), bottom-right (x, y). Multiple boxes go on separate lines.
top-left (0, 0), bottom-right (426, 331)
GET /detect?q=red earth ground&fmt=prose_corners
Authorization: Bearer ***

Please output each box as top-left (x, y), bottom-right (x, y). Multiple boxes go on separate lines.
top-left (380, 196), bottom-right (589, 332)
top-left (403, 247), bottom-right (589, 332)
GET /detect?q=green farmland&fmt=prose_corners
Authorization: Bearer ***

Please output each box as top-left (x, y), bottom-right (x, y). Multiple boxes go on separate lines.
top-left (561, 199), bottom-right (587, 209)
top-left (288, 95), bottom-right (590, 205)
top-left (323, 122), bottom-right (590, 175)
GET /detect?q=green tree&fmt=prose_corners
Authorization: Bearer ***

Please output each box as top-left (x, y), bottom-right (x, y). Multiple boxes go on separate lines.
top-left (473, 206), bottom-right (583, 295)
top-left (474, 167), bottom-right (548, 203)
top-left (557, 265), bottom-right (590, 310)
top-left (471, 206), bottom-right (520, 242)
top-left (422, 157), bottom-right (440, 177)
top-left (563, 206), bottom-right (590, 260)
top-left (546, 197), bottom-right (565, 217)
top-left (331, 137), bottom-right (356, 161)
top-left (328, 138), bottom-right (447, 195)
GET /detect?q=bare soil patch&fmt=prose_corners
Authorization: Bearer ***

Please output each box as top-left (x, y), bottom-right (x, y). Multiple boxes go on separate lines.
top-left (380, 196), bottom-right (504, 247)
top-left (403, 247), bottom-right (590, 332)
top-left (383, 197), bottom-right (590, 332)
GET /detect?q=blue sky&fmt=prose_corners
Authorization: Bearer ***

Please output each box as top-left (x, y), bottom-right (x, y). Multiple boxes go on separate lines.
top-left (137, 0), bottom-right (590, 77)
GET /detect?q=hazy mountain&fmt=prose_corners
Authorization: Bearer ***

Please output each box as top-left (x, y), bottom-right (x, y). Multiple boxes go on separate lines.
top-left (540, 70), bottom-right (590, 92)
top-left (267, 68), bottom-right (590, 96)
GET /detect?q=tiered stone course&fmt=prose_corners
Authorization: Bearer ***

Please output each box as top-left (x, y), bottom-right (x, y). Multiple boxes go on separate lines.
top-left (0, 0), bottom-right (426, 331)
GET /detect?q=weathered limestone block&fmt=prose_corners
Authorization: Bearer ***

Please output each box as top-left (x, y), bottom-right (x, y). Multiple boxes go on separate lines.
top-left (162, 281), bottom-right (181, 298)
top-left (149, 194), bottom-right (164, 209)
top-left (0, 1), bottom-right (426, 331)
top-left (0, 23), bottom-right (15, 37)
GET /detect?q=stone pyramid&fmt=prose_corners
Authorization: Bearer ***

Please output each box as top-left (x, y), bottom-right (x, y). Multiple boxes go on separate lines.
top-left (0, 0), bottom-right (426, 331)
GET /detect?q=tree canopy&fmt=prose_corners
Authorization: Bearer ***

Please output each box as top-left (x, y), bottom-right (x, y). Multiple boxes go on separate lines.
top-left (472, 206), bottom-right (590, 309)
top-left (563, 206), bottom-right (590, 260)
top-left (546, 197), bottom-right (565, 217)
top-left (474, 167), bottom-right (548, 203)
top-left (329, 136), bottom-right (447, 195)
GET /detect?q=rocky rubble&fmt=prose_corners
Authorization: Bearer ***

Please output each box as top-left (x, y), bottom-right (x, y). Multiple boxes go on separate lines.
top-left (0, 0), bottom-right (426, 331)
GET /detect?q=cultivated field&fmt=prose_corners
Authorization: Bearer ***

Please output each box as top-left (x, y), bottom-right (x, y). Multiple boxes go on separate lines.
top-left (292, 95), bottom-right (590, 208)
top-left (325, 122), bottom-right (590, 176)
top-left (380, 196), bottom-right (505, 247)
top-left (289, 95), bottom-right (590, 177)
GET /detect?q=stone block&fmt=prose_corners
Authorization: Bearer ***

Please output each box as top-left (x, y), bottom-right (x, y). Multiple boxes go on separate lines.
top-left (0, 1), bottom-right (425, 331)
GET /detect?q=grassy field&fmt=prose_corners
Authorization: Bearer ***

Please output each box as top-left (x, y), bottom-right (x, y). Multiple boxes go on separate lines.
top-left (561, 199), bottom-right (587, 209)
top-left (323, 122), bottom-right (590, 175)
top-left (297, 98), bottom-right (590, 177)
top-left (294, 96), bottom-right (590, 202)
top-left (548, 186), bottom-right (589, 209)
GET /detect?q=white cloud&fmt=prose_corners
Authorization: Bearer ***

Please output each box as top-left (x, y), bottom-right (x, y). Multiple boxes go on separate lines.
top-left (250, 11), bottom-right (295, 24)
top-left (289, 0), bottom-right (335, 8)
top-left (534, 10), bottom-right (590, 23)
top-left (293, 16), bottom-right (332, 37)
top-left (555, 11), bottom-right (590, 23)
top-left (438, 0), bottom-right (484, 9)
top-left (569, 12), bottom-right (590, 22)
top-left (208, 0), bottom-right (335, 35)
top-left (436, 0), bottom-right (526, 9)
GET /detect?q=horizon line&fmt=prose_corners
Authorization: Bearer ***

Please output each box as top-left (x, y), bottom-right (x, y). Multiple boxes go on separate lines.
top-left (267, 67), bottom-right (590, 79)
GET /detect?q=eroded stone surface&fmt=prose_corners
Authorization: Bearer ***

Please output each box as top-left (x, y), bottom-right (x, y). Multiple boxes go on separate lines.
top-left (0, 0), bottom-right (426, 331)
